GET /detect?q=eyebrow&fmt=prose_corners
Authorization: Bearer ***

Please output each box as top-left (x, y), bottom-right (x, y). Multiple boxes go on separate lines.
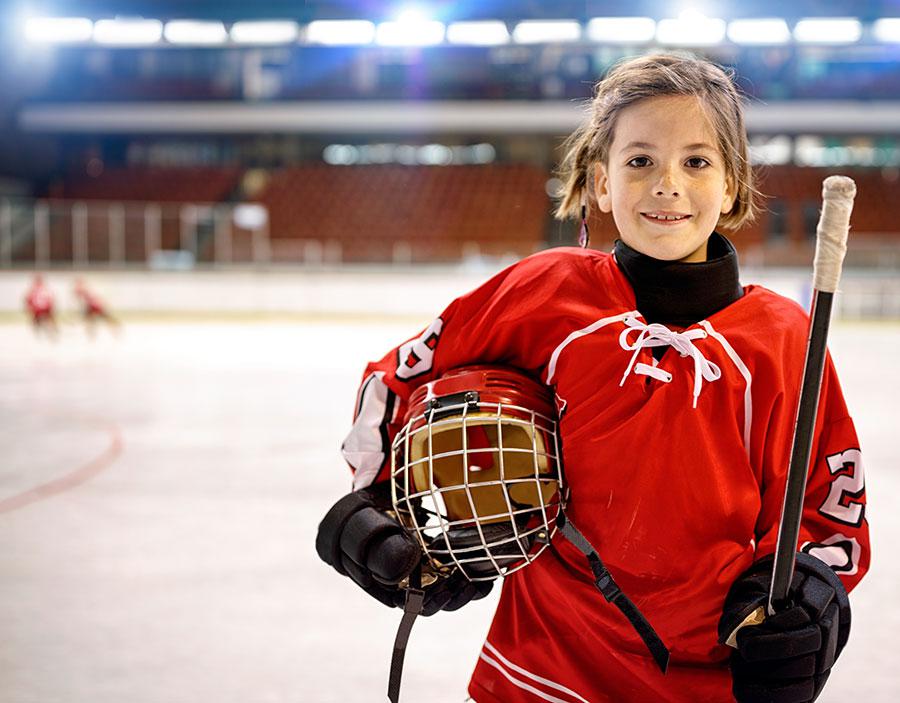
top-left (620, 141), bottom-right (717, 152)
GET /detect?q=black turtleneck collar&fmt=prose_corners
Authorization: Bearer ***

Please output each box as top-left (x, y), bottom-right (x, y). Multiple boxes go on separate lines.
top-left (614, 232), bottom-right (743, 329)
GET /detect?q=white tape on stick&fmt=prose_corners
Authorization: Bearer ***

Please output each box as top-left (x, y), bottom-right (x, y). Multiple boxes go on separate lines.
top-left (814, 176), bottom-right (856, 293)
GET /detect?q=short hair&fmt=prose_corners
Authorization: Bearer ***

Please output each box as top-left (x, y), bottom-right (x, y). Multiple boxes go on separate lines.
top-left (555, 53), bottom-right (757, 231)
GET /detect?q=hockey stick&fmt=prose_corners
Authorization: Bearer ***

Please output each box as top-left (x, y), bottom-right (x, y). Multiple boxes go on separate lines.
top-left (725, 176), bottom-right (856, 647)
top-left (767, 175), bottom-right (856, 613)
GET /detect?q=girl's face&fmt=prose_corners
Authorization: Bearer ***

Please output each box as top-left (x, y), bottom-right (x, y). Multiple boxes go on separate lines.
top-left (593, 94), bottom-right (735, 262)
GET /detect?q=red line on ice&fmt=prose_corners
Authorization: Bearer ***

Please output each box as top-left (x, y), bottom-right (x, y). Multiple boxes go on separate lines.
top-left (0, 423), bottom-right (123, 514)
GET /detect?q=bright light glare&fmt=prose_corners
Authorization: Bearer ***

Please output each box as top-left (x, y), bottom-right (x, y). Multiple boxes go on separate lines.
top-left (793, 18), bottom-right (861, 44)
top-left (396, 8), bottom-right (427, 24)
top-left (446, 21), bottom-right (509, 45)
top-left (376, 19), bottom-right (445, 46)
top-left (306, 20), bottom-right (375, 45)
top-left (418, 144), bottom-right (453, 166)
top-left (873, 18), bottom-right (900, 43)
top-left (657, 11), bottom-right (726, 45)
top-left (164, 20), bottom-right (227, 45)
top-left (749, 136), bottom-right (793, 166)
top-left (230, 21), bottom-right (299, 44)
top-left (512, 20), bottom-right (581, 44)
top-left (586, 17), bottom-right (655, 43)
top-left (25, 17), bottom-right (93, 43)
top-left (727, 18), bottom-right (790, 44)
top-left (94, 18), bottom-right (163, 45)
top-left (232, 204), bottom-right (269, 230)
top-left (323, 145), bottom-right (359, 165)
top-left (323, 143), bottom-right (496, 166)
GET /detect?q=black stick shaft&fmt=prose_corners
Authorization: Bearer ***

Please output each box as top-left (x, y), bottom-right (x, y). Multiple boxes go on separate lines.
top-left (768, 290), bottom-right (835, 613)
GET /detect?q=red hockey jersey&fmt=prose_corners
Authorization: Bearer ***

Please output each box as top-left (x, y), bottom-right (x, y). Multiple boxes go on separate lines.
top-left (341, 247), bottom-right (870, 703)
top-left (25, 284), bottom-right (54, 315)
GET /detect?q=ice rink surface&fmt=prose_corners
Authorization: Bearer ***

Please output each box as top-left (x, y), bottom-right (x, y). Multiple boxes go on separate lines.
top-left (1, 318), bottom-right (898, 702)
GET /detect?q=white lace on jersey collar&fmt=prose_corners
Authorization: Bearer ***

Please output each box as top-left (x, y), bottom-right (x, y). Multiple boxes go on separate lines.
top-left (618, 315), bottom-right (722, 408)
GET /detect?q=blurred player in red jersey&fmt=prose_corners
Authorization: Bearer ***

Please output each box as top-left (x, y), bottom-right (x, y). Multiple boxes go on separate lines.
top-left (316, 54), bottom-right (869, 703)
top-left (24, 274), bottom-right (58, 339)
top-left (73, 278), bottom-right (120, 336)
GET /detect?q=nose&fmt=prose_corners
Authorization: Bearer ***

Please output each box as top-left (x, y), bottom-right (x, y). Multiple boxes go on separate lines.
top-left (654, 166), bottom-right (681, 198)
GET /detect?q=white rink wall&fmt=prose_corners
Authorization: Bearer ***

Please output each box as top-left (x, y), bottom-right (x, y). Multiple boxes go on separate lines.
top-left (2, 265), bottom-right (899, 319)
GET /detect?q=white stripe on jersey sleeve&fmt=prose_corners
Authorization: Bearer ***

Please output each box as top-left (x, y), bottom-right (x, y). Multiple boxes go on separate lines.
top-left (341, 371), bottom-right (397, 490)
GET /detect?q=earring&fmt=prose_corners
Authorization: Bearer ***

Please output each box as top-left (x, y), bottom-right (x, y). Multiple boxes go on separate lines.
top-left (579, 205), bottom-right (590, 248)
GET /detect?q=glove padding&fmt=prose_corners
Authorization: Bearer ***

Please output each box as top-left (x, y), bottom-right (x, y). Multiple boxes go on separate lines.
top-left (718, 552), bottom-right (851, 703)
top-left (315, 483), bottom-right (493, 615)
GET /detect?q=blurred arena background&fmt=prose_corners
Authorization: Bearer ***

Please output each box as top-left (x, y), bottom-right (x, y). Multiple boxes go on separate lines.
top-left (0, 1), bottom-right (898, 702)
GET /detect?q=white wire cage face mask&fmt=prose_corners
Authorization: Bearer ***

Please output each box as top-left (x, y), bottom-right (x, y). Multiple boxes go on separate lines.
top-left (391, 366), bottom-right (565, 583)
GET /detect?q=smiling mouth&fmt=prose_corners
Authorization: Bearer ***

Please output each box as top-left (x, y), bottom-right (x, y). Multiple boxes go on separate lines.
top-left (641, 213), bottom-right (692, 223)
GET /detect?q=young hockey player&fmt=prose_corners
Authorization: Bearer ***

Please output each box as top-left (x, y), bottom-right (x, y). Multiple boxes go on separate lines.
top-left (316, 53), bottom-right (869, 702)
top-left (73, 278), bottom-right (120, 336)
top-left (24, 274), bottom-right (58, 339)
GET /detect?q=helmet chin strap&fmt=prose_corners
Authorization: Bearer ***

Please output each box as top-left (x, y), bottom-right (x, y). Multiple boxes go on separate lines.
top-left (388, 564), bottom-right (425, 703)
top-left (387, 365), bottom-right (566, 699)
top-left (386, 510), bottom-right (671, 703)
top-left (556, 510), bottom-right (670, 674)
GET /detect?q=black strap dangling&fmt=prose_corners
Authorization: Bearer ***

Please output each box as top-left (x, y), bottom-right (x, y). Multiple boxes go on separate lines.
top-left (387, 565), bottom-right (425, 703)
top-left (579, 205), bottom-right (590, 248)
top-left (557, 511), bottom-right (670, 674)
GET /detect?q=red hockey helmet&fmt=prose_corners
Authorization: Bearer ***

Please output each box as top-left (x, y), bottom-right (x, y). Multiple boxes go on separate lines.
top-left (391, 366), bottom-right (564, 582)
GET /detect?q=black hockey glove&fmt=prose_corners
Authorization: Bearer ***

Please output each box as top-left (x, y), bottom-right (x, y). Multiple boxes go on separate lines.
top-left (315, 482), bottom-right (493, 616)
top-left (718, 553), bottom-right (851, 703)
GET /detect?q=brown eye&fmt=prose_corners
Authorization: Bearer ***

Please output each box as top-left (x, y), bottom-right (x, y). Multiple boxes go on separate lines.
top-left (627, 156), bottom-right (651, 168)
top-left (686, 157), bottom-right (710, 169)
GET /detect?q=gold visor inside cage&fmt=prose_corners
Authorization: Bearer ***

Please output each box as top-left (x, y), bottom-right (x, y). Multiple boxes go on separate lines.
top-left (392, 399), bottom-right (562, 580)
top-left (405, 413), bottom-right (558, 525)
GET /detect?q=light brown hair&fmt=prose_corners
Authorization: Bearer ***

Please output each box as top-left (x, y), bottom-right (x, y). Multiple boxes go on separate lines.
top-left (555, 53), bottom-right (757, 230)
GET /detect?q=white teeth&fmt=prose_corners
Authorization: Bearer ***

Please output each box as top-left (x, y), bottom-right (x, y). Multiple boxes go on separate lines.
top-left (646, 213), bottom-right (687, 221)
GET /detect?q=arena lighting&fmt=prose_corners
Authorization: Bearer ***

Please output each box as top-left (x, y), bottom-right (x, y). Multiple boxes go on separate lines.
top-left (232, 203), bottom-right (268, 230)
top-left (512, 20), bottom-right (581, 44)
top-left (230, 21), bottom-right (299, 44)
top-left (93, 18), bottom-right (163, 45)
top-left (793, 18), bottom-right (861, 44)
top-left (323, 145), bottom-right (359, 165)
top-left (376, 12), bottom-right (445, 46)
top-left (873, 18), bottom-right (900, 43)
top-left (586, 17), bottom-right (656, 43)
top-left (727, 18), bottom-right (791, 45)
top-left (24, 17), bottom-right (93, 43)
top-left (749, 136), bottom-right (793, 166)
top-left (306, 20), bottom-right (375, 45)
top-left (656, 10), bottom-right (726, 45)
top-left (417, 144), bottom-right (453, 165)
top-left (446, 21), bottom-right (509, 45)
top-left (163, 20), bottom-right (228, 45)
top-left (792, 137), bottom-right (890, 167)
top-left (323, 143), bottom-right (496, 166)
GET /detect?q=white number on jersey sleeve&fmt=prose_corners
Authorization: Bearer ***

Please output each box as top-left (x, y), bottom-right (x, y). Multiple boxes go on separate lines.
top-left (818, 448), bottom-right (865, 527)
top-left (801, 534), bottom-right (862, 576)
top-left (396, 318), bottom-right (443, 381)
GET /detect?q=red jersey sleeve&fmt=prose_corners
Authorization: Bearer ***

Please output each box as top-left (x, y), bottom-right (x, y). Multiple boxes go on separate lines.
top-left (340, 250), bottom-right (585, 490)
top-left (755, 353), bottom-right (870, 592)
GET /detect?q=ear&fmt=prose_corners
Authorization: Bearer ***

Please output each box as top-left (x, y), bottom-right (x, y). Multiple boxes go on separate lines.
top-left (593, 163), bottom-right (612, 214)
top-left (720, 176), bottom-right (736, 215)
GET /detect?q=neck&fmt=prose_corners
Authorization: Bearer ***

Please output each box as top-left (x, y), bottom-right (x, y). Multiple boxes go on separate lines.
top-left (614, 233), bottom-right (743, 328)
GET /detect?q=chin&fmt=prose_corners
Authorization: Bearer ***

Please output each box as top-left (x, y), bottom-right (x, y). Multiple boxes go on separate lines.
top-left (618, 219), bottom-right (711, 261)
top-left (629, 241), bottom-right (696, 262)
top-left (640, 234), bottom-right (708, 262)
